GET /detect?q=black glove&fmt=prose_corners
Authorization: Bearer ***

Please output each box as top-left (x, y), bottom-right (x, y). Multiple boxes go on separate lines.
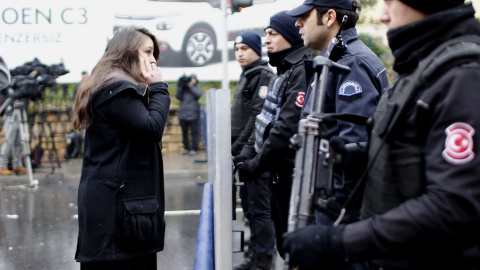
top-left (329, 135), bottom-right (367, 180)
top-left (282, 224), bottom-right (346, 270)
top-left (231, 141), bottom-right (242, 156)
top-left (238, 159), bottom-right (255, 182)
top-left (234, 156), bottom-right (257, 183)
top-left (233, 155), bottom-right (249, 168)
top-left (329, 135), bottom-right (346, 155)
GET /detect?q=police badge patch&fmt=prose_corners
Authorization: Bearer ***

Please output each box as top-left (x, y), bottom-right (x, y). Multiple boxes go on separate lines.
top-left (442, 122), bottom-right (475, 165)
top-left (339, 80), bottom-right (362, 96)
top-left (258, 86), bottom-right (268, 99)
top-left (235, 35), bottom-right (243, 44)
top-left (295, 92), bottom-right (305, 108)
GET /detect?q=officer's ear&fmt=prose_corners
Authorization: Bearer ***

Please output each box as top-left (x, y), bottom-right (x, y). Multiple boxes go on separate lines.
top-left (325, 9), bottom-right (337, 28)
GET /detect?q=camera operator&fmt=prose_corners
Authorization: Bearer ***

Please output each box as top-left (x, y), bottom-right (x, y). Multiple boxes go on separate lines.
top-left (176, 74), bottom-right (203, 156)
top-left (0, 58), bottom-right (68, 175)
top-left (0, 58), bottom-right (28, 175)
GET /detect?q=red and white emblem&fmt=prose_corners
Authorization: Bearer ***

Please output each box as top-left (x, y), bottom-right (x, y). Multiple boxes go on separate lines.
top-left (295, 92), bottom-right (305, 108)
top-left (442, 122), bottom-right (475, 165)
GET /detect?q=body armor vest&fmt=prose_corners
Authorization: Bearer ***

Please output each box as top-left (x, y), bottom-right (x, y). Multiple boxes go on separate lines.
top-left (254, 69), bottom-right (293, 153)
top-left (361, 36), bottom-right (480, 219)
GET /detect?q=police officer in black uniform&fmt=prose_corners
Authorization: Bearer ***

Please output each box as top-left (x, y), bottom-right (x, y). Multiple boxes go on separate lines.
top-left (231, 30), bottom-right (275, 270)
top-left (282, 1), bottom-right (480, 269)
top-left (288, 0), bottom-right (389, 225)
top-left (231, 31), bottom-right (274, 158)
top-left (234, 10), bottom-right (313, 263)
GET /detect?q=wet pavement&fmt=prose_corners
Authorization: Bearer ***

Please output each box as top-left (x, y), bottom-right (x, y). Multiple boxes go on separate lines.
top-left (0, 150), bottom-right (220, 270)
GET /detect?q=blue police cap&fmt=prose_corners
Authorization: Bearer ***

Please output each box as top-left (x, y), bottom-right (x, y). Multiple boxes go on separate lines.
top-left (287, 0), bottom-right (356, 17)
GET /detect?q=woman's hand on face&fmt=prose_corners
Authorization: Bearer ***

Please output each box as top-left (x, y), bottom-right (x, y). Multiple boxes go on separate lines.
top-left (142, 60), bottom-right (164, 84)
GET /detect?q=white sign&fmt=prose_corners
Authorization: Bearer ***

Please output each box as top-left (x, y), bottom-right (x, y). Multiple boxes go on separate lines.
top-left (1, 0), bottom-right (114, 83)
top-left (1, 0), bottom-right (304, 83)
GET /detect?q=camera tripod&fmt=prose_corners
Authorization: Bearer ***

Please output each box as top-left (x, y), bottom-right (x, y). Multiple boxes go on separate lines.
top-left (0, 97), bottom-right (38, 188)
top-left (36, 110), bottom-right (62, 171)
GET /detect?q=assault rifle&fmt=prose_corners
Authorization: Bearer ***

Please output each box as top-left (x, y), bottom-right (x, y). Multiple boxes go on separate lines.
top-left (281, 15), bottom-right (354, 270)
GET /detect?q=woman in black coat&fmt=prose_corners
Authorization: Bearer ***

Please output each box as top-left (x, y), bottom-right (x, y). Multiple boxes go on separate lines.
top-left (72, 26), bottom-right (171, 270)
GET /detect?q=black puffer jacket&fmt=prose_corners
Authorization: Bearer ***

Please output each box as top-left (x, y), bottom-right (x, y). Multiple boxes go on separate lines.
top-left (75, 80), bottom-right (170, 262)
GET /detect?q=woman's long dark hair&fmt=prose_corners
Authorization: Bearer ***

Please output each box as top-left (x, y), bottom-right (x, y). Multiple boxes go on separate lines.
top-left (72, 27), bottom-right (160, 130)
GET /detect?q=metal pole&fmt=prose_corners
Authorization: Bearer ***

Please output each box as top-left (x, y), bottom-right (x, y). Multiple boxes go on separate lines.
top-left (207, 88), bottom-right (232, 270)
top-left (215, 0), bottom-right (232, 266)
top-left (206, 90), bottom-right (216, 186)
top-left (221, 0), bottom-right (229, 90)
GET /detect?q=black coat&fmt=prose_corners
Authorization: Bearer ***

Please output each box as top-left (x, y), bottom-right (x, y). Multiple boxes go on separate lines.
top-left (231, 60), bottom-right (274, 156)
top-left (241, 46), bottom-right (313, 175)
top-left (176, 83), bottom-right (203, 121)
top-left (75, 80), bottom-right (170, 262)
top-left (343, 4), bottom-right (480, 269)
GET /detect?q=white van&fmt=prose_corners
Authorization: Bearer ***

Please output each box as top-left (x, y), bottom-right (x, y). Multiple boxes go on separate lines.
top-left (112, 0), bottom-right (301, 67)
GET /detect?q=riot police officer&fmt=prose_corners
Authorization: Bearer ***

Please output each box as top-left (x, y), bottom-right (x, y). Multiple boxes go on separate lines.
top-left (283, 1), bottom-right (480, 269)
top-left (231, 30), bottom-right (275, 270)
top-left (288, 0), bottom-right (389, 226)
top-left (234, 11), bottom-right (313, 263)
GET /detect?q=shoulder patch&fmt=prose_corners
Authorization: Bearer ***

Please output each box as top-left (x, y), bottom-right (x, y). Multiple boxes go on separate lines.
top-left (258, 86), bottom-right (268, 99)
top-left (339, 80), bottom-right (362, 96)
top-left (442, 122), bottom-right (475, 165)
top-left (295, 92), bottom-right (305, 108)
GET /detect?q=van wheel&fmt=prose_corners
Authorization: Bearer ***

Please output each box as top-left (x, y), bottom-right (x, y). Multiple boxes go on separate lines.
top-left (182, 26), bottom-right (216, 67)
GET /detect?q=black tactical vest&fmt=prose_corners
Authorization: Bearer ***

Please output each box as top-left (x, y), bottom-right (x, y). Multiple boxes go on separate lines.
top-left (361, 36), bottom-right (480, 219)
top-left (254, 69), bottom-right (293, 153)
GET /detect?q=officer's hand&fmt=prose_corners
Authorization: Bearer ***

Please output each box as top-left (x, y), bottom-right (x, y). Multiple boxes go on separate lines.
top-left (231, 141), bottom-right (242, 156)
top-left (329, 136), bottom-right (346, 155)
top-left (233, 155), bottom-right (249, 168)
top-left (237, 158), bottom-right (251, 177)
top-left (282, 224), bottom-right (346, 270)
top-left (329, 136), bottom-right (368, 180)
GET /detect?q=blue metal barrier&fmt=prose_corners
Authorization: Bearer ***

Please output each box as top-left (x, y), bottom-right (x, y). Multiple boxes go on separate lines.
top-left (193, 183), bottom-right (214, 270)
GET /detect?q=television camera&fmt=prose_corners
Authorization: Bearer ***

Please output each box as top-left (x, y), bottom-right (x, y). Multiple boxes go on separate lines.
top-left (4, 58), bottom-right (69, 103)
top-left (0, 58), bottom-right (69, 188)
top-left (177, 74), bottom-right (192, 88)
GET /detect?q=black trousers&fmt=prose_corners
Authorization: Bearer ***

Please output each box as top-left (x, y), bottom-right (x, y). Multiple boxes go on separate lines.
top-left (237, 169), bottom-right (252, 241)
top-left (179, 119), bottom-right (199, 151)
top-left (247, 172), bottom-right (275, 255)
top-left (270, 171), bottom-right (293, 259)
top-left (80, 254), bottom-right (157, 270)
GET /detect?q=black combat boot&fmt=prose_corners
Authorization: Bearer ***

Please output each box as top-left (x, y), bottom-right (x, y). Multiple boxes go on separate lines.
top-left (254, 253), bottom-right (272, 270)
top-left (233, 249), bottom-right (258, 270)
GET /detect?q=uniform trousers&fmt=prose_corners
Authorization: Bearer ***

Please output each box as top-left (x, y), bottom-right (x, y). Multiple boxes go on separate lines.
top-left (247, 171), bottom-right (275, 255)
top-left (269, 169), bottom-right (293, 259)
top-left (315, 177), bottom-right (367, 270)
